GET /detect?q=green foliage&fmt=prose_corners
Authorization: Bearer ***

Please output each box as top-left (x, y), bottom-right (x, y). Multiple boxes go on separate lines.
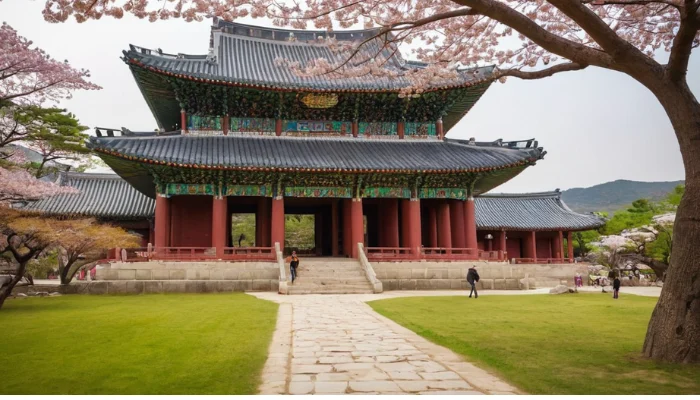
top-left (0, 294), bottom-right (277, 394)
top-left (600, 209), bottom-right (654, 235)
top-left (26, 250), bottom-right (58, 279)
top-left (285, 215), bottom-right (315, 250)
top-left (370, 295), bottom-right (700, 395)
top-left (230, 214), bottom-right (256, 246)
top-left (572, 230), bottom-right (600, 257)
top-left (662, 184), bottom-right (685, 208)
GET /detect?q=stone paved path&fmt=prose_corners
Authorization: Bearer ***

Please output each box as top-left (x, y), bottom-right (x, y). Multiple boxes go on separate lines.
top-left (253, 293), bottom-right (520, 395)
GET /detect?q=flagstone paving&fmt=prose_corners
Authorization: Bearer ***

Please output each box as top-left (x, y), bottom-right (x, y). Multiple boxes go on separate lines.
top-left (253, 293), bottom-right (521, 395)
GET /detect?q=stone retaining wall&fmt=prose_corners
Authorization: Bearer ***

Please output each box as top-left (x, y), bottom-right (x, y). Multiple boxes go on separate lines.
top-left (89, 261), bottom-right (279, 293)
top-left (373, 261), bottom-right (589, 291)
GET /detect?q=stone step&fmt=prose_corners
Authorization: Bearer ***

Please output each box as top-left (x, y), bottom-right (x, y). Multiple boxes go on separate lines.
top-left (294, 271), bottom-right (366, 277)
top-left (290, 278), bottom-right (372, 284)
top-left (289, 285), bottom-right (374, 292)
top-left (287, 289), bottom-right (374, 294)
top-left (296, 265), bottom-right (361, 270)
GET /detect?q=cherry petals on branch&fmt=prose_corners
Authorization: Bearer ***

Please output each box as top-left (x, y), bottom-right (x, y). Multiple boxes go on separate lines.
top-left (0, 23), bottom-right (100, 105)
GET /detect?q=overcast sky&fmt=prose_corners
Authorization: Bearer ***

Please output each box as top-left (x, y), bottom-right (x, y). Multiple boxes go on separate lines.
top-left (2, 0), bottom-right (696, 193)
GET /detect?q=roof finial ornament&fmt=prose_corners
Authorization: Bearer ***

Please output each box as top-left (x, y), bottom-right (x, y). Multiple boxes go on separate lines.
top-left (468, 137), bottom-right (476, 145)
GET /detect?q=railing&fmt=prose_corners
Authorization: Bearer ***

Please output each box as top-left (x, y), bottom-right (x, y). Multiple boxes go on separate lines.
top-left (365, 247), bottom-right (414, 261)
top-left (358, 243), bottom-right (383, 293)
top-left (276, 242), bottom-right (288, 295)
top-left (478, 250), bottom-right (505, 261)
top-left (119, 247), bottom-right (150, 262)
top-left (152, 247), bottom-right (217, 261)
top-left (110, 247), bottom-right (274, 262)
top-left (222, 247), bottom-right (275, 261)
top-left (421, 247), bottom-right (479, 260)
top-left (513, 258), bottom-right (572, 264)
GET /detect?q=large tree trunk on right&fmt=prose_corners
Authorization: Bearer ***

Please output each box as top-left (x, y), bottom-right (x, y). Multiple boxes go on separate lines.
top-left (641, 77), bottom-right (700, 363)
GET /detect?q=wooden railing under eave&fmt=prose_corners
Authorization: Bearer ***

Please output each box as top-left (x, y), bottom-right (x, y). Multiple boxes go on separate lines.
top-left (109, 246), bottom-right (276, 262)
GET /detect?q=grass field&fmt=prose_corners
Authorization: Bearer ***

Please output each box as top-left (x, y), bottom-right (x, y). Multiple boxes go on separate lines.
top-left (369, 293), bottom-right (700, 395)
top-left (0, 293), bottom-right (277, 395)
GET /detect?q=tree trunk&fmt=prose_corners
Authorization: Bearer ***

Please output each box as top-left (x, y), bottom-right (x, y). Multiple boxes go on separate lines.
top-left (0, 261), bottom-right (27, 309)
top-left (642, 78), bottom-right (700, 363)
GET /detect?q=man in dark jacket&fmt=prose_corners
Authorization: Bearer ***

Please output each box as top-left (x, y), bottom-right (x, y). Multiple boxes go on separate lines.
top-left (289, 251), bottom-right (300, 283)
top-left (613, 276), bottom-right (621, 299)
top-left (467, 265), bottom-right (480, 298)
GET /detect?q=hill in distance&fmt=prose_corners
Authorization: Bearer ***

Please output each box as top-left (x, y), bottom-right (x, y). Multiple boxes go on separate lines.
top-left (561, 179), bottom-right (684, 214)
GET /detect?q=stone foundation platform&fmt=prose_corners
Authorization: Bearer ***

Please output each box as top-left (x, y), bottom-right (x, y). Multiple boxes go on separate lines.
top-left (373, 261), bottom-right (588, 291)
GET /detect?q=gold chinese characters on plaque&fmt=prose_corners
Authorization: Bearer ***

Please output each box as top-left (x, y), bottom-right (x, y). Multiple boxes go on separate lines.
top-left (300, 93), bottom-right (339, 109)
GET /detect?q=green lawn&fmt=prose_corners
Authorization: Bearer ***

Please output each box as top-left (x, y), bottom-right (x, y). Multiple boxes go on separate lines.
top-left (0, 293), bottom-right (277, 394)
top-left (369, 294), bottom-right (700, 395)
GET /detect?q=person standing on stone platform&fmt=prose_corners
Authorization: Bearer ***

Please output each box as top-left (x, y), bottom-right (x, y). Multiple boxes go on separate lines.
top-left (289, 251), bottom-right (300, 284)
top-left (467, 266), bottom-right (480, 298)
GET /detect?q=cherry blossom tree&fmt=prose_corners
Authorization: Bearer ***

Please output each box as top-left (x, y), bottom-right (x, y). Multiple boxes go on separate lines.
top-left (42, 0), bottom-right (700, 363)
top-left (0, 23), bottom-right (100, 105)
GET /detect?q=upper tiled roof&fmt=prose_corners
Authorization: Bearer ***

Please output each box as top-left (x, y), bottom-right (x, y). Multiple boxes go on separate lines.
top-left (123, 19), bottom-right (494, 92)
top-left (89, 135), bottom-right (543, 173)
top-left (475, 191), bottom-right (604, 231)
top-left (23, 172), bottom-right (155, 220)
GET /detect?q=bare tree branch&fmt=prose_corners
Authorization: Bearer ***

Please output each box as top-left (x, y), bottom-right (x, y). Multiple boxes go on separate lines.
top-left (494, 62), bottom-right (589, 80)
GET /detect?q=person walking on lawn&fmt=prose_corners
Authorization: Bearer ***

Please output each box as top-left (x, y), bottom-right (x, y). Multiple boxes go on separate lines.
top-left (467, 265), bottom-right (480, 298)
top-left (289, 251), bottom-right (300, 283)
top-left (613, 276), bottom-right (621, 299)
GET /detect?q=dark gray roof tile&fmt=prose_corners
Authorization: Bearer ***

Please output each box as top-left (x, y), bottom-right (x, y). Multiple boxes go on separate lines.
top-left (89, 135), bottom-right (543, 172)
top-left (475, 191), bottom-right (604, 231)
top-left (24, 172), bottom-right (154, 219)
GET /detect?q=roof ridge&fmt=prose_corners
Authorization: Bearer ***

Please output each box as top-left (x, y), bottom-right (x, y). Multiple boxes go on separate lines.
top-left (479, 191), bottom-right (562, 199)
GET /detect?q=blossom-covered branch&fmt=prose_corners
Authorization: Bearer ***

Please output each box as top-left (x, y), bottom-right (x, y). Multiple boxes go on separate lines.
top-left (0, 23), bottom-right (100, 105)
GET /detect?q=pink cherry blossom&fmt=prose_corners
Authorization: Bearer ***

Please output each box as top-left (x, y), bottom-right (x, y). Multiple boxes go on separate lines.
top-left (0, 23), bottom-right (100, 105)
top-left (0, 166), bottom-right (77, 205)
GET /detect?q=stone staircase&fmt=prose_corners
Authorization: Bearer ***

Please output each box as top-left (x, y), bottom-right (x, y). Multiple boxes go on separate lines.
top-left (287, 258), bottom-right (375, 294)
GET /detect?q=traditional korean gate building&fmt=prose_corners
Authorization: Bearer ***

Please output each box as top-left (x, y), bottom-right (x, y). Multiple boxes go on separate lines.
top-left (30, 20), bottom-right (603, 267)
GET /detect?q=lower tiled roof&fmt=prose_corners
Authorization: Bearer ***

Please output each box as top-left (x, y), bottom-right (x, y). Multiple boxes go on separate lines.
top-left (88, 135), bottom-right (543, 173)
top-left (475, 191), bottom-right (604, 231)
top-left (24, 172), bottom-right (155, 220)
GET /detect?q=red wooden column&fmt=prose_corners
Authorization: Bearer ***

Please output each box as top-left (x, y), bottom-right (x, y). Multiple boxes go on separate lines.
top-left (275, 118), bottom-right (283, 136)
top-left (464, 196), bottom-right (478, 251)
top-left (212, 196), bottom-right (228, 258)
top-left (352, 121), bottom-right (359, 138)
top-left (428, 206), bottom-right (438, 247)
top-left (350, 198), bottom-right (364, 258)
top-left (405, 198), bottom-right (422, 259)
top-left (525, 231), bottom-right (537, 261)
top-left (331, 200), bottom-right (339, 256)
top-left (499, 230), bottom-right (507, 260)
top-left (450, 200), bottom-right (466, 248)
top-left (271, 195), bottom-right (285, 251)
top-left (223, 114), bottom-right (230, 135)
top-left (397, 121), bottom-right (405, 140)
top-left (343, 199), bottom-right (352, 257)
top-left (437, 201), bottom-right (452, 248)
top-left (180, 109), bottom-right (187, 133)
top-left (384, 199), bottom-right (400, 247)
top-left (567, 231), bottom-right (574, 262)
top-left (154, 194), bottom-right (170, 248)
top-left (557, 230), bottom-right (565, 260)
